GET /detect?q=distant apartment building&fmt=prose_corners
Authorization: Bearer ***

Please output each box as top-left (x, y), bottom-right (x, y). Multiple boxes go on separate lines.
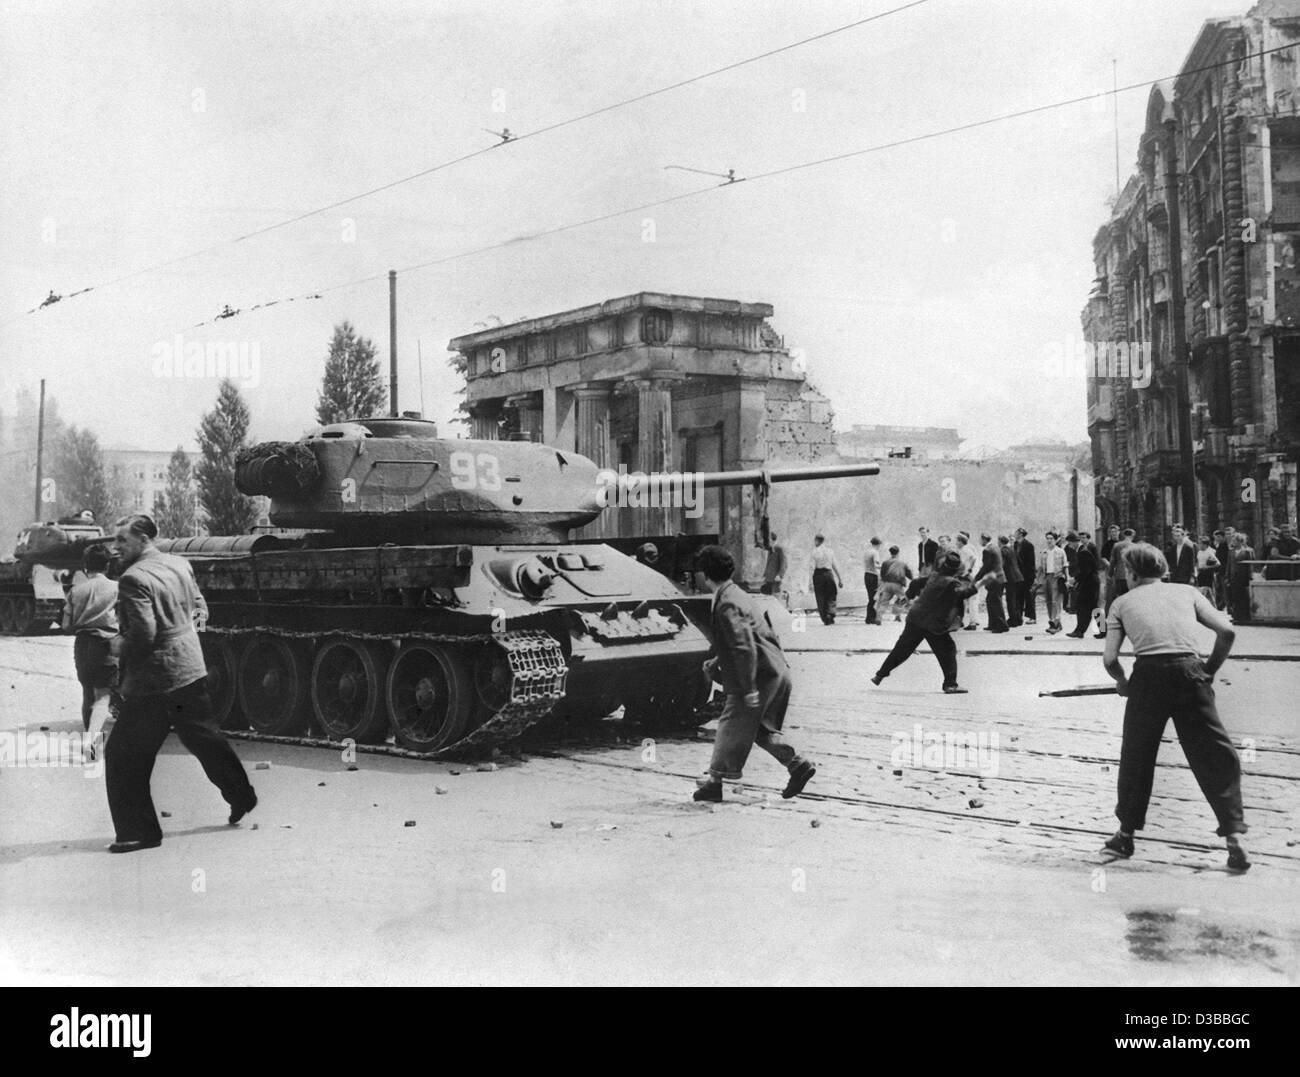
top-left (102, 445), bottom-right (201, 517)
top-left (1084, 0), bottom-right (1300, 545)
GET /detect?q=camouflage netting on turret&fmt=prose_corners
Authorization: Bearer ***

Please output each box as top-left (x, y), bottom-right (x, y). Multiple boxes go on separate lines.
top-left (235, 441), bottom-right (321, 499)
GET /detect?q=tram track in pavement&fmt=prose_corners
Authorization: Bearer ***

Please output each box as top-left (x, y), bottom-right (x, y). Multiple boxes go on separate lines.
top-left (216, 723), bottom-right (1300, 871)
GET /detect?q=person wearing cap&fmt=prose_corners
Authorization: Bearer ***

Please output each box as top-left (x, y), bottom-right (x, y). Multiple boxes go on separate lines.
top-left (1101, 542), bottom-right (1249, 872)
top-left (1066, 532), bottom-right (1101, 638)
top-left (635, 542), bottom-right (659, 568)
top-left (871, 550), bottom-right (992, 693)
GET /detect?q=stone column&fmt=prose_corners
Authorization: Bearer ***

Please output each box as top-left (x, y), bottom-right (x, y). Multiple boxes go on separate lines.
top-left (571, 383), bottom-right (613, 469)
top-left (468, 400), bottom-right (501, 440)
top-left (571, 382), bottom-right (613, 538)
top-left (505, 393), bottom-right (543, 443)
top-left (626, 372), bottom-right (683, 536)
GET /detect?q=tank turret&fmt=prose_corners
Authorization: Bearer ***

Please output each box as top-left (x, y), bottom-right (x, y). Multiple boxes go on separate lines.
top-left (234, 417), bottom-right (878, 544)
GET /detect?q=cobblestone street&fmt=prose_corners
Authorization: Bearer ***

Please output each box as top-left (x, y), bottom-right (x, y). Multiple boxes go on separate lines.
top-left (2, 624), bottom-right (1296, 985)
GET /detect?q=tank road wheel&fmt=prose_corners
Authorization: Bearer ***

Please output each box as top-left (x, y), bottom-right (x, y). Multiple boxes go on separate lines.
top-left (311, 638), bottom-right (390, 744)
top-left (0, 597), bottom-right (17, 634)
top-left (385, 642), bottom-right (473, 753)
top-left (14, 596), bottom-right (37, 634)
top-left (470, 645), bottom-right (514, 730)
top-left (237, 634), bottom-right (311, 736)
top-left (201, 634), bottom-right (242, 730)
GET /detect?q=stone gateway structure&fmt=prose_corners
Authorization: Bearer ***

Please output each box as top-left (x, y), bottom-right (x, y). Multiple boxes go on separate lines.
top-left (449, 293), bottom-right (838, 576)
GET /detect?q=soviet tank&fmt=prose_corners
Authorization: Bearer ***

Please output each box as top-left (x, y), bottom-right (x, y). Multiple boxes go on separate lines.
top-left (0, 514), bottom-right (107, 634)
top-left (160, 416), bottom-right (878, 757)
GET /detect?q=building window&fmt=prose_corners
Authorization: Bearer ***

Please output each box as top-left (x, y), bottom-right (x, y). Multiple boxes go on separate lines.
top-left (133, 491), bottom-right (144, 509)
top-left (640, 310), bottom-right (672, 344)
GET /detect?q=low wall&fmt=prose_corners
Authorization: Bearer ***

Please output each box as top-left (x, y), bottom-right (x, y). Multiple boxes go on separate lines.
top-left (749, 456), bottom-right (1092, 586)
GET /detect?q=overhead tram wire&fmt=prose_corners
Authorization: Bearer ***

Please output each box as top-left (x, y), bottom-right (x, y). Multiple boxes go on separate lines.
top-left (191, 39), bottom-right (1300, 327)
top-left (8, 0), bottom-right (934, 321)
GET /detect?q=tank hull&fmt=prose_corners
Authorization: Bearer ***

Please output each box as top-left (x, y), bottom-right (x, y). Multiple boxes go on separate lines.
top-left (178, 540), bottom-right (717, 755)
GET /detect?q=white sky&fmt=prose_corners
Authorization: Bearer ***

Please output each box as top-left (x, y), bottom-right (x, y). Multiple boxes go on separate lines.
top-left (0, 0), bottom-right (1244, 453)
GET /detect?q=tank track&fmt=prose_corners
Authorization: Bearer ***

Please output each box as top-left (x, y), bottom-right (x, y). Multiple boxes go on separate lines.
top-left (205, 625), bottom-right (567, 759)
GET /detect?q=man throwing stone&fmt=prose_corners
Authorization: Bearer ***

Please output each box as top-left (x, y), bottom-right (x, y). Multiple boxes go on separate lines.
top-left (693, 544), bottom-right (815, 803)
top-left (105, 514), bottom-right (256, 853)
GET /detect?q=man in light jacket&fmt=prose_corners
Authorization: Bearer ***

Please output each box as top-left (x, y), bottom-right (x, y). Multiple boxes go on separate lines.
top-left (105, 514), bottom-right (256, 853)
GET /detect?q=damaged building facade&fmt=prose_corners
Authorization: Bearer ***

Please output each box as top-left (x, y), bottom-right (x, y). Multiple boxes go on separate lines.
top-left (448, 292), bottom-right (837, 576)
top-left (1084, 1), bottom-right (1300, 545)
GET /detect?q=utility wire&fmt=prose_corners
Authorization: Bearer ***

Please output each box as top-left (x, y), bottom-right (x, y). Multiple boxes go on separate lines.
top-left (188, 40), bottom-right (1300, 327)
top-left (15, 0), bottom-right (934, 317)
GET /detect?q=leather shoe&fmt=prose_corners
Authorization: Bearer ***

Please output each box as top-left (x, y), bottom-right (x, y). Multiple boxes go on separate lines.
top-left (1226, 844), bottom-right (1250, 873)
top-left (692, 782), bottom-right (722, 802)
top-left (782, 762), bottom-right (816, 799)
top-left (229, 790), bottom-right (258, 825)
top-left (1102, 833), bottom-right (1134, 859)
top-left (107, 839), bottom-right (161, 854)
top-left (942, 686), bottom-right (969, 694)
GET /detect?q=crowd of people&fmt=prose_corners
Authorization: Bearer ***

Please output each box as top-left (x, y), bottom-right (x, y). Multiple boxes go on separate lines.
top-left (773, 520), bottom-right (1300, 633)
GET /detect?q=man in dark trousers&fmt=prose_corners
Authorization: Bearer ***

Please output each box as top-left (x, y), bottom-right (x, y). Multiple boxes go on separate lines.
top-left (1067, 535), bottom-right (1101, 638)
top-left (863, 535), bottom-right (884, 624)
top-left (999, 534), bottom-right (1024, 628)
top-left (808, 533), bottom-right (843, 625)
top-left (974, 532), bottom-right (1008, 632)
top-left (761, 533), bottom-right (788, 596)
top-left (871, 550), bottom-right (992, 693)
top-left (1229, 532), bottom-right (1255, 622)
top-left (1014, 528), bottom-right (1036, 623)
top-left (1168, 524), bottom-right (1196, 584)
top-left (693, 545), bottom-right (815, 803)
top-left (916, 526), bottom-right (939, 578)
top-left (105, 513), bottom-right (256, 853)
top-left (1105, 528), bottom-right (1136, 615)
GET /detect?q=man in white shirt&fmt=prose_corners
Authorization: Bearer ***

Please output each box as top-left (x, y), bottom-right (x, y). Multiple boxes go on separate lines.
top-left (809, 534), bottom-right (844, 625)
top-left (1040, 530), bottom-right (1069, 633)
top-left (955, 532), bottom-right (980, 629)
top-left (863, 536), bottom-right (884, 625)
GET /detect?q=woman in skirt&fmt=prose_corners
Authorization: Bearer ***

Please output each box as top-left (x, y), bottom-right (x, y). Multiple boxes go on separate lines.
top-left (1101, 542), bottom-right (1248, 872)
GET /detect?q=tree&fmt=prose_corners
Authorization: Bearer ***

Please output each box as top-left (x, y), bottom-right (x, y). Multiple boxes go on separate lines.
top-left (154, 446), bottom-right (198, 537)
top-left (196, 379), bottom-right (259, 536)
top-left (316, 321), bottom-right (386, 424)
top-left (51, 425), bottom-right (112, 523)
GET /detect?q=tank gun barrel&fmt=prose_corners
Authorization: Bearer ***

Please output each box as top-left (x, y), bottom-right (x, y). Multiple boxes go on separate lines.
top-left (693, 462), bottom-right (879, 487)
